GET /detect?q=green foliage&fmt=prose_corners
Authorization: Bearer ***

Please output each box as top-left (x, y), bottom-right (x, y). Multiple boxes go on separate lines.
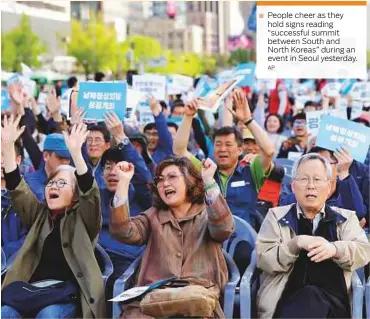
top-left (66, 17), bottom-right (118, 75)
top-left (228, 49), bottom-right (252, 66)
top-left (1, 14), bottom-right (47, 72)
top-left (367, 50), bottom-right (370, 69)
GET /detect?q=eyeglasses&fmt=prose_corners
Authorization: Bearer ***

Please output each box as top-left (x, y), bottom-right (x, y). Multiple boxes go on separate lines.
top-left (103, 164), bottom-right (115, 172)
top-left (86, 137), bottom-right (105, 145)
top-left (294, 176), bottom-right (328, 187)
top-left (153, 174), bottom-right (184, 188)
top-left (293, 120), bottom-right (306, 127)
top-left (46, 179), bottom-right (71, 189)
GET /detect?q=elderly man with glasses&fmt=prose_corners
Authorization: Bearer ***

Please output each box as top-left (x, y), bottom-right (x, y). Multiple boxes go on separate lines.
top-left (280, 146), bottom-right (367, 227)
top-left (256, 153), bottom-right (370, 319)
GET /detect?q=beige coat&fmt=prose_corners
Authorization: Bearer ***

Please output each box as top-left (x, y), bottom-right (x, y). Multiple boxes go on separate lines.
top-left (256, 204), bottom-right (370, 319)
top-left (2, 179), bottom-right (106, 318)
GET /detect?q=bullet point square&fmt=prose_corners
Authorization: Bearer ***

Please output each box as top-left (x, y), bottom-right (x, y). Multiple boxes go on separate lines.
top-left (259, 13), bottom-right (264, 18)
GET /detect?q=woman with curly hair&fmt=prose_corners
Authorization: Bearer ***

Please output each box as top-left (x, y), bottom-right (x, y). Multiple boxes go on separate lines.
top-left (109, 157), bottom-right (235, 318)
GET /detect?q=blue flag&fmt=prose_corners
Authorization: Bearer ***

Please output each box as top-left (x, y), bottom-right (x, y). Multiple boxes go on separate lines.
top-left (248, 3), bottom-right (257, 32)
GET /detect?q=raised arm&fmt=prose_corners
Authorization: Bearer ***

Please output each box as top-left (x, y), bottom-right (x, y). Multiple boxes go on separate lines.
top-left (173, 99), bottom-right (198, 158)
top-left (63, 123), bottom-right (102, 240)
top-left (149, 97), bottom-right (173, 155)
top-left (109, 161), bottom-right (150, 245)
top-left (202, 158), bottom-right (234, 242)
top-left (231, 89), bottom-right (275, 173)
top-left (3, 115), bottom-right (45, 227)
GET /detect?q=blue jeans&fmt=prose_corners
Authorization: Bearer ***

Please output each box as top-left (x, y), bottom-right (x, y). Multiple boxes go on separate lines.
top-left (1, 303), bottom-right (77, 319)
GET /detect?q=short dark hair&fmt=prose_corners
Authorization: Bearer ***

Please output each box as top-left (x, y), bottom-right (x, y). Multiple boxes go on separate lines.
top-left (100, 146), bottom-right (125, 168)
top-left (143, 123), bottom-right (156, 132)
top-left (264, 114), bottom-right (284, 134)
top-left (151, 157), bottom-right (205, 211)
top-left (159, 100), bottom-right (168, 110)
top-left (173, 100), bottom-right (185, 108)
top-left (126, 70), bottom-right (138, 86)
top-left (87, 124), bottom-right (111, 142)
top-left (304, 101), bottom-right (317, 109)
top-left (292, 112), bottom-right (306, 124)
top-left (67, 76), bottom-right (78, 89)
top-left (213, 126), bottom-right (243, 147)
top-left (167, 122), bottom-right (178, 132)
top-left (94, 72), bottom-right (105, 82)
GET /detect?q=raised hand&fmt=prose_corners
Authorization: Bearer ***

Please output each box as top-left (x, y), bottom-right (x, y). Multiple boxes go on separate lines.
top-left (46, 88), bottom-right (61, 115)
top-left (70, 108), bottom-right (86, 126)
top-left (63, 123), bottom-right (89, 155)
top-left (230, 88), bottom-right (251, 122)
top-left (201, 158), bottom-right (217, 185)
top-left (104, 111), bottom-right (124, 142)
top-left (1, 114), bottom-right (25, 146)
top-left (8, 83), bottom-right (24, 106)
top-left (334, 147), bottom-right (353, 180)
top-left (184, 99), bottom-right (199, 117)
top-left (148, 95), bottom-right (162, 116)
top-left (114, 161), bottom-right (135, 183)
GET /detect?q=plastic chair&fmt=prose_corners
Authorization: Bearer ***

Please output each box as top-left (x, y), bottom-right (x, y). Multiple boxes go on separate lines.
top-left (352, 269), bottom-right (364, 319)
top-left (1, 248), bottom-right (6, 274)
top-left (222, 216), bottom-right (257, 318)
top-left (241, 255), bottom-right (365, 319)
top-left (95, 243), bottom-right (114, 289)
top-left (366, 275), bottom-right (370, 319)
top-left (112, 250), bottom-right (240, 319)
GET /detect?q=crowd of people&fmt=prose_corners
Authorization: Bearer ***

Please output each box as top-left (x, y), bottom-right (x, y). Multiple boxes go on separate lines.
top-left (1, 71), bottom-right (370, 319)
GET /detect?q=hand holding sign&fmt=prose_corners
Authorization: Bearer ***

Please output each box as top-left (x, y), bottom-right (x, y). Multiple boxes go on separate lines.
top-left (184, 99), bottom-right (199, 118)
top-left (334, 147), bottom-right (353, 180)
top-left (105, 111), bottom-right (125, 143)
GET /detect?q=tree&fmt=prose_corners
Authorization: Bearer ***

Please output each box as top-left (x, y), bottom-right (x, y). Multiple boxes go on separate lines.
top-left (228, 48), bottom-right (252, 66)
top-left (367, 50), bottom-right (370, 69)
top-left (66, 17), bottom-right (118, 76)
top-left (1, 14), bottom-right (47, 72)
top-left (200, 56), bottom-right (217, 76)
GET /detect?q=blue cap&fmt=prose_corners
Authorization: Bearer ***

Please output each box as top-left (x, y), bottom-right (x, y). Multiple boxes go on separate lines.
top-left (43, 133), bottom-right (71, 159)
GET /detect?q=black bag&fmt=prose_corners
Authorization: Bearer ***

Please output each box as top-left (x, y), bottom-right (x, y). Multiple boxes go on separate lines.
top-left (2, 280), bottom-right (79, 315)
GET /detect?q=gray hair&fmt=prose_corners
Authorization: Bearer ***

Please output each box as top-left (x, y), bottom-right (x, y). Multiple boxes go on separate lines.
top-left (291, 153), bottom-right (332, 180)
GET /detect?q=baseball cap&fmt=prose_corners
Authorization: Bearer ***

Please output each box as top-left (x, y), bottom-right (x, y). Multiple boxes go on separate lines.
top-left (243, 128), bottom-right (255, 140)
top-left (43, 133), bottom-right (71, 159)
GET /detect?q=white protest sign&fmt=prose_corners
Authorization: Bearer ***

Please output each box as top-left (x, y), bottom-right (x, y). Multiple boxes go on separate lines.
top-left (20, 77), bottom-right (36, 98)
top-left (321, 82), bottom-right (342, 97)
top-left (306, 110), bottom-right (323, 137)
top-left (132, 74), bottom-right (166, 100)
top-left (350, 101), bottom-right (364, 119)
top-left (294, 95), bottom-right (311, 110)
top-left (126, 88), bottom-right (146, 118)
top-left (287, 152), bottom-right (303, 162)
top-left (167, 74), bottom-right (193, 95)
top-left (138, 101), bottom-right (155, 126)
top-left (60, 88), bottom-right (73, 116)
top-left (37, 92), bottom-right (48, 105)
top-left (147, 56), bottom-right (167, 68)
top-left (255, 79), bottom-right (277, 92)
top-left (350, 82), bottom-right (370, 102)
top-left (327, 107), bottom-right (347, 120)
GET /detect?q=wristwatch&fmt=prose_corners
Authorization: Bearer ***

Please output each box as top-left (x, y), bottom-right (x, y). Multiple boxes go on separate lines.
top-left (118, 137), bottom-right (130, 149)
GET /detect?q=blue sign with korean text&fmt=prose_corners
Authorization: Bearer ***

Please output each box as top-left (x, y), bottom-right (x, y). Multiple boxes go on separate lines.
top-left (233, 63), bottom-right (256, 87)
top-left (77, 82), bottom-right (127, 121)
top-left (1, 89), bottom-right (11, 111)
top-left (316, 115), bottom-right (370, 163)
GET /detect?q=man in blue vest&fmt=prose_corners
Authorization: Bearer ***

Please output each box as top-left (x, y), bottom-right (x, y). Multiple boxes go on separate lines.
top-left (173, 88), bottom-right (275, 229)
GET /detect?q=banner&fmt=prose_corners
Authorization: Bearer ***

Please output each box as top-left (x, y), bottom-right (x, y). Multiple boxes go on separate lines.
top-left (138, 101), bottom-right (155, 126)
top-left (321, 82), bottom-right (342, 97)
top-left (350, 82), bottom-right (370, 102)
top-left (126, 88), bottom-right (146, 119)
top-left (194, 76), bottom-right (218, 98)
top-left (132, 74), bottom-right (166, 100)
top-left (77, 82), bottom-right (127, 121)
top-left (197, 77), bottom-right (242, 113)
top-left (306, 110), bottom-right (323, 137)
top-left (316, 115), bottom-right (370, 163)
top-left (167, 74), bottom-right (193, 95)
top-left (233, 63), bottom-right (256, 87)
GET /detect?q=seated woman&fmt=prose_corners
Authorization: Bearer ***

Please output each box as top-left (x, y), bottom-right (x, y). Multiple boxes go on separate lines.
top-left (1, 115), bottom-right (105, 319)
top-left (109, 157), bottom-right (235, 318)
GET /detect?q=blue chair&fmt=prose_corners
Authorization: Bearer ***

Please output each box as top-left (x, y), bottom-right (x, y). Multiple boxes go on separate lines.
top-left (222, 216), bottom-right (257, 318)
top-left (1, 248), bottom-right (6, 274)
top-left (366, 275), bottom-right (370, 319)
top-left (241, 252), bottom-right (365, 319)
top-left (95, 243), bottom-right (114, 289)
top-left (112, 250), bottom-right (240, 319)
